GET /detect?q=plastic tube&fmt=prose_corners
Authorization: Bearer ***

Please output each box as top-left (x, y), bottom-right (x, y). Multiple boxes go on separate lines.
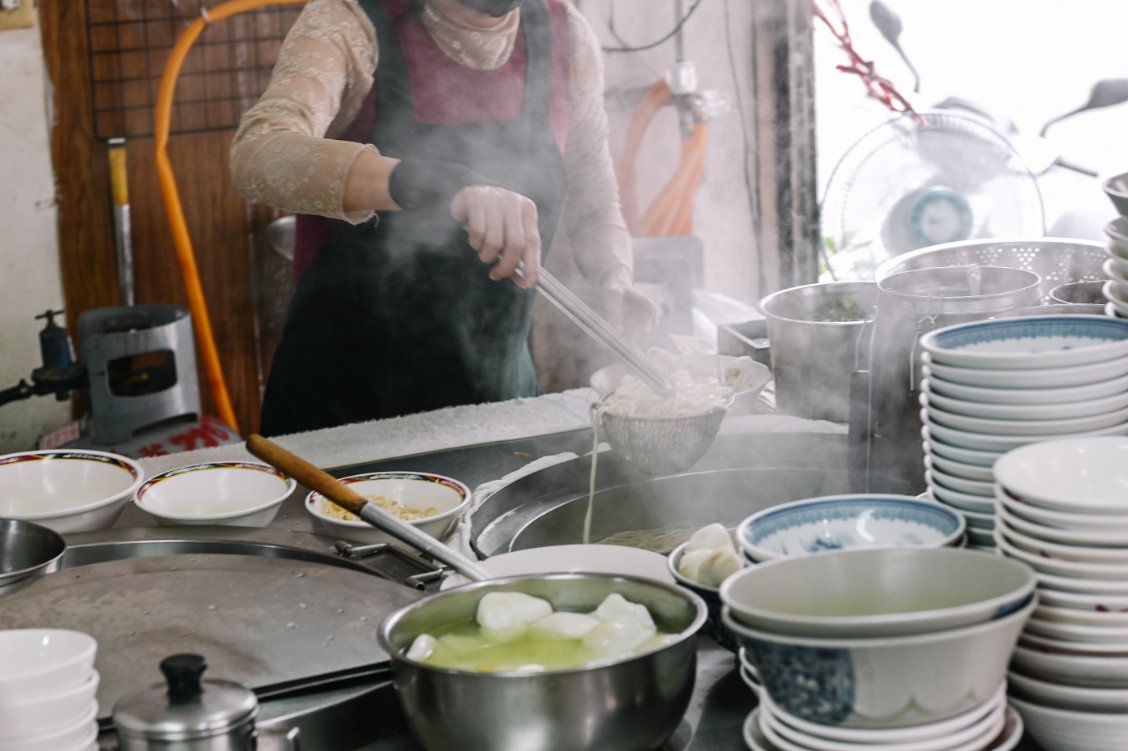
top-left (154, 0), bottom-right (307, 434)
top-left (617, 79), bottom-right (672, 233)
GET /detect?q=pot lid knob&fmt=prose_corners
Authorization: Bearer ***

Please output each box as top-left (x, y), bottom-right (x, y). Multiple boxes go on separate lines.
top-left (113, 653), bottom-right (259, 744)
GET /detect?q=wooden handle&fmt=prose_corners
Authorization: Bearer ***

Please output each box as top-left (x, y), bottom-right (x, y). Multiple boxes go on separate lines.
top-left (246, 434), bottom-right (367, 516)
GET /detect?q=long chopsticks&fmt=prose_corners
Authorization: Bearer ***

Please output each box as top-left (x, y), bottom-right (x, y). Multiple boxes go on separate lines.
top-left (528, 267), bottom-right (673, 396)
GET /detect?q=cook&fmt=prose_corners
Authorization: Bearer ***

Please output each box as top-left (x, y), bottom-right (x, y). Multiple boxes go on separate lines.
top-left (230, 0), bottom-right (658, 436)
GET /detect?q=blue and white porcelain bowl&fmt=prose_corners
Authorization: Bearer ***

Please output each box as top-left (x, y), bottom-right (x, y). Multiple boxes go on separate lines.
top-left (722, 598), bottom-right (1034, 730)
top-left (720, 547), bottom-right (1035, 638)
top-left (737, 494), bottom-right (966, 563)
top-left (920, 315), bottom-right (1128, 370)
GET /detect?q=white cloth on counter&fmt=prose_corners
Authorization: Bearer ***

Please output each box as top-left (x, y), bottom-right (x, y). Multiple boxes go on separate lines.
top-left (136, 388), bottom-right (599, 479)
top-left (451, 450), bottom-right (583, 559)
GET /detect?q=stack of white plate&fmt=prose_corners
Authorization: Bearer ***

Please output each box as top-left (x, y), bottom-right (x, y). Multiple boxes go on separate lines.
top-left (1105, 217), bottom-right (1128, 320)
top-left (917, 314), bottom-right (1128, 549)
top-left (992, 436), bottom-right (1128, 751)
top-left (0, 629), bottom-right (99, 751)
top-left (742, 682), bottom-right (1022, 751)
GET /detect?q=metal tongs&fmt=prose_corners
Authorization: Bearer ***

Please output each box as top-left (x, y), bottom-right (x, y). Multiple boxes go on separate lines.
top-left (522, 266), bottom-right (673, 396)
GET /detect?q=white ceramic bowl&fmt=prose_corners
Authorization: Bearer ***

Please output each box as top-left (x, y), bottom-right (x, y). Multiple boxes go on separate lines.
top-left (1009, 669), bottom-right (1128, 713)
top-left (995, 484), bottom-right (1128, 533)
top-left (441, 543), bottom-right (675, 589)
top-left (924, 452), bottom-right (995, 482)
top-left (736, 494), bottom-right (966, 562)
top-left (0, 629), bottom-right (97, 703)
top-left (305, 471), bottom-right (471, 545)
top-left (998, 521), bottom-right (1128, 565)
top-left (1023, 615), bottom-right (1128, 645)
top-left (922, 428), bottom-right (1002, 467)
top-left (759, 687), bottom-right (1007, 751)
top-left (925, 467), bottom-right (994, 500)
top-left (923, 370), bottom-right (1128, 405)
top-left (724, 599), bottom-right (1034, 729)
top-left (1105, 280), bottom-right (1128, 318)
top-left (922, 354), bottom-right (1128, 389)
top-left (0, 701), bottom-right (96, 751)
top-left (1010, 694), bottom-right (1128, 751)
top-left (0, 450), bottom-right (142, 533)
top-left (922, 382), bottom-right (1128, 421)
top-left (926, 483), bottom-right (994, 516)
top-left (994, 531), bottom-right (1128, 582)
top-left (720, 547), bottom-right (1034, 638)
top-left (1011, 643), bottom-right (1128, 688)
top-left (993, 437), bottom-right (1128, 514)
top-left (1019, 629), bottom-right (1128, 656)
top-left (1104, 257), bottom-right (1128, 284)
top-left (135, 461), bottom-right (296, 527)
top-left (920, 315), bottom-right (1128, 370)
top-left (758, 680), bottom-right (1006, 747)
top-left (0, 670), bottom-right (98, 741)
top-left (922, 412), bottom-right (1128, 452)
top-left (997, 504), bottom-right (1128, 548)
top-left (923, 396), bottom-right (1128, 436)
top-left (1034, 603), bottom-right (1128, 628)
top-left (1037, 586), bottom-right (1128, 614)
top-left (965, 527), bottom-right (997, 549)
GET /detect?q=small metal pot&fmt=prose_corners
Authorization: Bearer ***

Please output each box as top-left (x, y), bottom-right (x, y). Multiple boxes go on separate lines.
top-left (0, 519), bottom-right (65, 593)
top-left (113, 654), bottom-right (299, 751)
top-left (378, 573), bottom-right (706, 751)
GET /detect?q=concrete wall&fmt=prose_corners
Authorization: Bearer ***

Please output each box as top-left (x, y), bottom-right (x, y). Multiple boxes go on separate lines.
top-left (0, 18), bottom-right (70, 453)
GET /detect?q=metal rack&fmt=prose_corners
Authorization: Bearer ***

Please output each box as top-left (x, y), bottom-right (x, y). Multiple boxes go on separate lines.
top-left (85, 0), bottom-right (301, 139)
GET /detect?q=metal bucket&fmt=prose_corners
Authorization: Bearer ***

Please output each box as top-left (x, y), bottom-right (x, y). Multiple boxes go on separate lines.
top-left (758, 281), bottom-right (877, 422)
top-left (865, 265), bottom-right (1042, 479)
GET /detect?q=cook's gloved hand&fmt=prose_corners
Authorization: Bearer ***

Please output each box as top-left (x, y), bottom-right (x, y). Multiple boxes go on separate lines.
top-left (451, 186), bottom-right (541, 290)
top-left (387, 159), bottom-right (541, 290)
top-left (598, 263), bottom-right (660, 348)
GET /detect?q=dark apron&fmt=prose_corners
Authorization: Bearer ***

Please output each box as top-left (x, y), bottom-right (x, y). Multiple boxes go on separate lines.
top-left (260, 0), bottom-right (567, 436)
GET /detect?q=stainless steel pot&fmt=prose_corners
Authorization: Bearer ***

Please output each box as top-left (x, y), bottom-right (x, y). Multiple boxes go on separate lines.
top-left (758, 281), bottom-right (878, 422)
top-left (377, 572), bottom-right (706, 751)
top-left (0, 519), bottom-right (65, 592)
top-left (865, 264), bottom-right (1042, 479)
top-left (113, 654), bottom-right (299, 751)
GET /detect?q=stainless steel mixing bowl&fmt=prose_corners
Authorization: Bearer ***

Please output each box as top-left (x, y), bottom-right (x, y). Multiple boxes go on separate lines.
top-left (0, 518), bottom-right (65, 592)
top-left (377, 572), bottom-right (707, 751)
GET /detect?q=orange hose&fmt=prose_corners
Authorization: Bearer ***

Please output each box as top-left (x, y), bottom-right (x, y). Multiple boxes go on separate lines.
top-left (667, 124), bottom-right (709, 235)
top-left (154, 0), bottom-right (307, 434)
top-left (616, 79), bottom-right (672, 232)
top-left (642, 122), bottom-right (708, 236)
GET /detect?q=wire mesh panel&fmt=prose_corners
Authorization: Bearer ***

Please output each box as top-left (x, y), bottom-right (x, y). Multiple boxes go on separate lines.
top-left (86, 0), bottom-right (302, 139)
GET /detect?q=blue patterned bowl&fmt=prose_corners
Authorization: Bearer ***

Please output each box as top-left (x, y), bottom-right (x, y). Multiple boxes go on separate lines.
top-left (720, 547), bottom-right (1035, 638)
top-left (737, 494), bottom-right (966, 562)
top-left (722, 598), bottom-right (1034, 729)
top-left (667, 541), bottom-right (743, 652)
top-left (919, 314), bottom-right (1128, 370)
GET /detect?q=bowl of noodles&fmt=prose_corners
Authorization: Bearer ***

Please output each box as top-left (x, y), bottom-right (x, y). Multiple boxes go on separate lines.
top-left (594, 370), bottom-right (733, 477)
top-left (304, 471), bottom-right (471, 545)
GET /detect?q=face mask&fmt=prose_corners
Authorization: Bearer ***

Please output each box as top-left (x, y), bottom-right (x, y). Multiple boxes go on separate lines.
top-left (457, 0), bottom-right (523, 17)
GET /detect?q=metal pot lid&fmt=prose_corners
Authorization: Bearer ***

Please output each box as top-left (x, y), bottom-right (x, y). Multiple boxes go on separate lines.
top-left (114, 653), bottom-right (258, 741)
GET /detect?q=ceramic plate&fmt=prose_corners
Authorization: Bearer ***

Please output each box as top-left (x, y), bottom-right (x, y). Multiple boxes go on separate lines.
top-left (996, 486), bottom-right (1128, 533)
top-left (924, 397), bottom-right (1128, 436)
top-left (997, 506), bottom-right (1128, 548)
top-left (925, 463), bottom-right (994, 496)
top-left (1011, 644), bottom-right (1128, 688)
top-left (922, 354), bottom-right (1128, 389)
top-left (923, 412), bottom-right (1128, 452)
top-left (1103, 280), bottom-right (1128, 318)
top-left (994, 437), bottom-right (1128, 513)
top-left (923, 370), bottom-right (1128, 405)
top-left (924, 451), bottom-right (995, 482)
top-left (921, 427), bottom-right (1002, 466)
top-left (922, 382), bottom-right (1128, 420)
top-left (920, 315), bottom-right (1128, 370)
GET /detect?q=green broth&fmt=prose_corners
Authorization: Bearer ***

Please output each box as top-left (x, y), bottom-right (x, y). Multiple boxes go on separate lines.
top-left (417, 618), bottom-right (675, 673)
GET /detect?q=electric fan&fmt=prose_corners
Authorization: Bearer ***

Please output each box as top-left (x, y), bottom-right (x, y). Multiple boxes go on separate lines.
top-left (819, 111), bottom-right (1046, 281)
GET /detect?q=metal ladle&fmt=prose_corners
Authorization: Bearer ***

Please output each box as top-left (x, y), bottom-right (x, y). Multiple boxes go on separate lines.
top-left (246, 434), bottom-right (490, 582)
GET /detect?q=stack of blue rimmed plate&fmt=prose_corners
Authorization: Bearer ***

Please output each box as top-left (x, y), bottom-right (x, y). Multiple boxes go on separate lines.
top-left (992, 436), bottom-right (1128, 751)
top-left (917, 315), bottom-right (1128, 549)
top-left (1104, 217), bottom-right (1128, 320)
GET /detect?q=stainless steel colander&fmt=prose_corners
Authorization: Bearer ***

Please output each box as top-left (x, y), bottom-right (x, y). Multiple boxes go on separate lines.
top-left (875, 238), bottom-right (1107, 303)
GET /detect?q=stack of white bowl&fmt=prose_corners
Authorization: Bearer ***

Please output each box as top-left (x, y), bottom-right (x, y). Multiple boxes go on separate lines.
top-left (0, 629), bottom-right (99, 751)
top-left (719, 548), bottom-right (1034, 751)
top-left (1104, 217), bottom-right (1128, 320)
top-left (917, 314), bottom-right (1128, 549)
top-left (992, 436), bottom-right (1128, 751)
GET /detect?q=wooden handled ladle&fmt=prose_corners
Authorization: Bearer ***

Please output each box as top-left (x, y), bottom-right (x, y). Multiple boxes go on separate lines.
top-left (246, 434), bottom-right (490, 582)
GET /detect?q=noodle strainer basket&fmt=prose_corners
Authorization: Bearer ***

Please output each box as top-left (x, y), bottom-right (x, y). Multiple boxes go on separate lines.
top-left (595, 397), bottom-right (731, 477)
